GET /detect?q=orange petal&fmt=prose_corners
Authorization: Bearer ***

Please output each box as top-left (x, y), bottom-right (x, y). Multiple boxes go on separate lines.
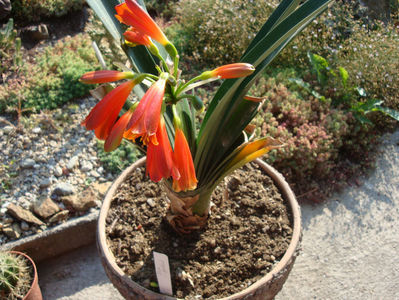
top-left (127, 78), bottom-right (166, 143)
top-left (124, 28), bottom-right (152, 46)
top-left (172, 128), bottom-right (197, 192)
top-left (94, 114), bottom-right (117, 140)
top-left (104, 109), bottom-right (134, 152)
top-left (115, 1), bottom-right (168, 45)
top-left (146, 117), bottom-right (178, 182)
top-left (83, 80), bottom-right (135, 131)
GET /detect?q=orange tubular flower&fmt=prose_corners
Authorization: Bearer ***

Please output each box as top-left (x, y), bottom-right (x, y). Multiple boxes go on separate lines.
top-left (125, 77), bottom-right (166, 145)
top-left (82, 80), bottom-right (136, 140)
top-left (80, 70), bottom-right (133, 84)
top-left (207, 63), bottom-right (255, 79)
top-left (124, 28), bottom-right (152, 46)
top-left (104, 108), bottom-right (135, 152)
top-left (115, 0), bottom-right (169, 46)
top-left (146, 117), bottom-right (180, 182)
top-left (172, 127), bottom-right (198, 192)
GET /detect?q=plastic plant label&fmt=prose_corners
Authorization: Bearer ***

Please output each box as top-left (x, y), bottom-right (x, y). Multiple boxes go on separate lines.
top-left (153, 251), bottom-right (173, 295)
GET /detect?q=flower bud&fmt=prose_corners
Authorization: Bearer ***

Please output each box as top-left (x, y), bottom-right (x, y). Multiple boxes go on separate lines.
top-left (202, 63), bottom-right (255, 80)
top-left (80, 70), bottom-right (134, 84)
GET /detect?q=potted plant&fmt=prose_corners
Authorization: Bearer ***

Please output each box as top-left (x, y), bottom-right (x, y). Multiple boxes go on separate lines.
top-left (81, 0), bottom-right (331, 298)
top-left (0, 251), bottom-right (42, 300)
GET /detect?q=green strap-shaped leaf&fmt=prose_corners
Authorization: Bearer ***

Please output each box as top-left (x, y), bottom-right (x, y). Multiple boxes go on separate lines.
top-left (196, 96), bottom-right (260, 181)
top-left (202, 0), bottom-right (302, 129)
top-left (243, 0), bottom-right (301, 56)
top-left (195, 0), bottom-right (331, 183)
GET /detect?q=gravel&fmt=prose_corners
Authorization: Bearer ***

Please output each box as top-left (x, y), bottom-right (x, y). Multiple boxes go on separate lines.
top-left (0, 97), bottom-right (117, 244)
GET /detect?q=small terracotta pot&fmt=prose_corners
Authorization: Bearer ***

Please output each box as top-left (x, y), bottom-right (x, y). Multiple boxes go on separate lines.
top-left (97, 157), bottom-right (301, 300)
top-left (9, 251), bottom-right (42, 300)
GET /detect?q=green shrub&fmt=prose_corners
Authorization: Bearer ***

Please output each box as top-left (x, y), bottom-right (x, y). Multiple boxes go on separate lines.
top-left (0, 34), bottom-right (99, 113)
top-left (145, 0), bottom-right (178, 18)
top-left (97, 140), bottom-right (142, 174)
top-left (170, 0), bottom-right (278, 67)
top-left (0, 18), bottom-right (22, 75)
top-left (272, 2), bottom-right (360, 70)
top-left (11, 0), bottom-right (85, 23)
top-left (335, 23), bottom-right (399, 111)
top-left (250, 73), bottom-right (378, 200)
top-left (252, 77), bottom-right (348, 180)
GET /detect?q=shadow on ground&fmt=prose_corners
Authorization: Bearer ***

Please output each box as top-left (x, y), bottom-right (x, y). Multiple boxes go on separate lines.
top-left (38, 244), bottom-right (123, 300)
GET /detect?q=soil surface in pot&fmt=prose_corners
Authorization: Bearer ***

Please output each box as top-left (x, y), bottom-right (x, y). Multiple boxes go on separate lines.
top-left (106, 162), bottom-right (293, 299)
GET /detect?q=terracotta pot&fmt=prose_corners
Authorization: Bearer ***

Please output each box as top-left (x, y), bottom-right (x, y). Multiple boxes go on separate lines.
top-left (9, 251), bottom-right (42, 300)
top-left (97, 157), bottom-right (301, 300)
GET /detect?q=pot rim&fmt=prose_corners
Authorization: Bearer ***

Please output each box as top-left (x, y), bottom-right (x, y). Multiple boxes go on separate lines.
top-left (97, 157), bottom-right (301, 299)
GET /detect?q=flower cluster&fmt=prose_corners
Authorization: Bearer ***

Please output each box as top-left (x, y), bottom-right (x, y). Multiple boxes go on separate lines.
top-left (80, 0), bottom-right (255, 193)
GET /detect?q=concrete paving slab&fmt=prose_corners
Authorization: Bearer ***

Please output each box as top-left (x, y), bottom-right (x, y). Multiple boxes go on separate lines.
top-left (277, 130), bottom-right (399, 299)
top-left (37, 243), bottom-right (123, 300)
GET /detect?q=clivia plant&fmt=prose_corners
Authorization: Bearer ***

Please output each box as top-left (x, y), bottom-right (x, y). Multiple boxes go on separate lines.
top-left (82, 0), bottom-right (331, 234)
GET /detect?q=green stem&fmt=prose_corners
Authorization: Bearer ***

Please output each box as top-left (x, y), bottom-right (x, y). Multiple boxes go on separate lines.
top-left (159, 56), bottom-right (169, 73)
top-left (174, 55), bottom-right (179, 78)
top-left (141, 73), bottom-right (159, 81)
top-left (176, 75), bottom-right (204, 95)
top-left (176, 94), bottom-right (195, 101)
top-left (191, 188), bottom-right (213, 216)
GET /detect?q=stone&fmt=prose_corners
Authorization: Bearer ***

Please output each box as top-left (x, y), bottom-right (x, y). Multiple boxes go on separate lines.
top-left (7, 203), bottom-right (44, 226)
top-left (24, 24), bottom-right (49, 41)
top-left (91, 182), bottom-right (112, 196)
top-left (146, 198), bottom-right (156, 207)
top-left (20, 221), bottom-right (29, 231)
top-left (53, 183), bottom-right (75, 196)
top-left (67, 156), bottom-right (79, 170)
top-left (39, 178), bottom-right (52, 188)
top-left (48, 210), bottom-right (69, 223)
top-left (90, 170), bottom-right (100, 178)
top-left (2, 225), bottom-right (20, 239)
top-left (20, 158), bottom-right (36, 169)
top-left (54, 166), bottom-right (63, 177)
top-left (2, 125), bottom-right (14, 134)
top-left (227, 176), bottom-right (242, 190)
top-left (2, 215), bottom-right (13, 224)
top-left (33, 196), bottom-right (60, 219)
top-left (12, 223), bottom-right (22, 236)
top-left (60, 194), bottom-right (77, 208)
top-left (60, 187), bottom-right (97, 211)
top-left (80, 161), bottom-right (93, 172)
top-left (32, 127), bottom-right (42, 134)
